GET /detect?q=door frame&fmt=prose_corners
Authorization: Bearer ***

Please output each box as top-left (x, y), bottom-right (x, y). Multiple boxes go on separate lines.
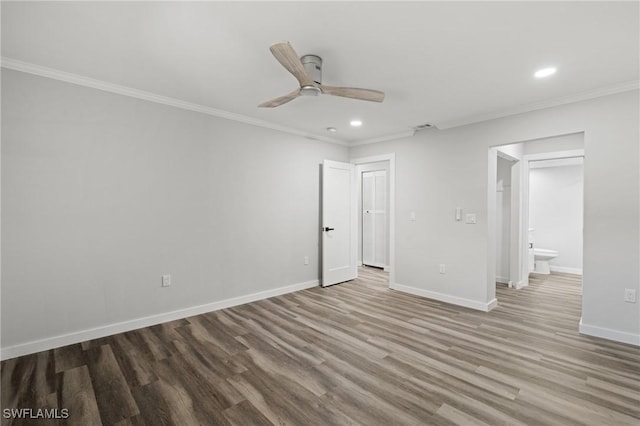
top-left (495, 152), bottom-right (520, 288)
top-left (521, 149), bottom-right (585, 282)
top-left (351, 153), bottom-right (396, 287)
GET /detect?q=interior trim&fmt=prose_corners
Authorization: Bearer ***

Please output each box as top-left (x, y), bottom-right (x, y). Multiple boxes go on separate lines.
top-left (438, 80), bottom-right (640, 129)
top-left (391, 282), bottom-right (498, 312)
top-left (349, 130), bottom-right (416, 146)
top-left (1, 57), bottom-right (347, 146)
top-left (0, 279), bottom-right (319, 360)
top-left (3, 57), bottom-right (637, 145)
top-left (579, 317), bottom-right (640, 346)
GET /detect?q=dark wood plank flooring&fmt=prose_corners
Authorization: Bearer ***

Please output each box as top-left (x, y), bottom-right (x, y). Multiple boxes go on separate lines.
top-left (2, 268), bottom-right (639, 425)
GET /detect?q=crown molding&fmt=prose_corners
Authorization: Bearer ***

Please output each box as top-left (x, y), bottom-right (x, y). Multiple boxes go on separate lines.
top-left (348, 129), bottom-right (416, 147)
top-left (1, 57), bottom-right (347, 146)
top-left (4, 57), bottom-right (637, 145)
top-left (436, 80), bottom-right (640, 130)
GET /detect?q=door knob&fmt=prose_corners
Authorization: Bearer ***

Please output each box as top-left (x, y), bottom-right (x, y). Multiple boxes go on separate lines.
top-left (323, 227), bottom-right (335, 232)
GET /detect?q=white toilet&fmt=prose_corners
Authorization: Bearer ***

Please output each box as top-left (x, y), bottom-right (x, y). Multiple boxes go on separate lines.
top-left (533, 248), bottom-right (558, 274)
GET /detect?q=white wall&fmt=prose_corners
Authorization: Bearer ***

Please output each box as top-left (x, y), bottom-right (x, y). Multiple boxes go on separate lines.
top-left (1, 69), bottom-right (348, 357)
top-left (530, 163), bottom-right (584, 273)
top-left (350, 90), bottom-right (639, 345)
top-left (2, 69), bottom-right (638, 355)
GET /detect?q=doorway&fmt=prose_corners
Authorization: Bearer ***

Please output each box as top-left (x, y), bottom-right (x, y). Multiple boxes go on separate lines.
top-left (489, 133), bottom-right (585, 301)
top-left (351, 154), bottom-right (396, 287)
top-left (525, 153), bottom-right (584, 277)
top-left (361, 169), bottom-right (388, 269)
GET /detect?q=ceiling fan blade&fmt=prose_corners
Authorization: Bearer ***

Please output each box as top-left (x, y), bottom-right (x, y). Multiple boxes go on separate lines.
top-left (269, 41), bottom-right (314, 88)
top-left (319, 85), bottom-right (385, 103)
top-left (258, 89), bottom-right (301, 108)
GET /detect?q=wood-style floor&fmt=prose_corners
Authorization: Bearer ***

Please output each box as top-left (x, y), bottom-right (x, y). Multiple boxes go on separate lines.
top-left (2, 268), bottom-right (640, 425)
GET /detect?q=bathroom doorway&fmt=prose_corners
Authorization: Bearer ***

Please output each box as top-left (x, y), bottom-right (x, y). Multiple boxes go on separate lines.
top-left (525, 153), bottom-right (584, 277)
top-left (490, 133), bottom-right (585, 299)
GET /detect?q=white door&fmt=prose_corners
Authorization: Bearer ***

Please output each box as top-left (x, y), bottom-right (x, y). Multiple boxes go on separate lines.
top-left (362, 170), bottom-right (387, 268)
top-left (322, 160), bottom-right (357, 287)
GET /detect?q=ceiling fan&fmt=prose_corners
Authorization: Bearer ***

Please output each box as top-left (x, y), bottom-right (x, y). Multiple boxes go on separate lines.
top-left (259, 41), bottom-right (385, 108)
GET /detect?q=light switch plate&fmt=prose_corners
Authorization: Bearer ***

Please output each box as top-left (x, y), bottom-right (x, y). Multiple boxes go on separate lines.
top-left (162, 274), bottom-right (171, 287)
top-left (465, 213), bottom-right (477, 224)
top-left (624, 288), bottom-right (637, 303)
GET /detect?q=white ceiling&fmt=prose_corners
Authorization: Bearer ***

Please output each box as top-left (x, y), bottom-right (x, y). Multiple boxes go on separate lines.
top-left (2, 1), bottom-right (638, 144)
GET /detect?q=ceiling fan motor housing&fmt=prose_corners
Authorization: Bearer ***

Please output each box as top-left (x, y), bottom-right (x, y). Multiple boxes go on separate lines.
top-left (301, 55), bottom-right (322, 84)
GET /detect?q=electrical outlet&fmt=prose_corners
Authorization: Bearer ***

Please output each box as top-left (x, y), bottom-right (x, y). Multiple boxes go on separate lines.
top-left (439, 264), bottom-right (446, 274)
top-left (624, 288), bottom-right (637, 303)
top-left (304, 256), bottom-right (309, 265)
top-left (162, 274), bottom-right (171, 287)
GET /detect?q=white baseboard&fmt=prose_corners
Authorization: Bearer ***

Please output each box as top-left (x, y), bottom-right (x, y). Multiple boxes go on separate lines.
top-left (1, 279), bottom-right (319, 360)
top-left (550, 266), bottom-right (583, 275)
top-left (515, 280), bottom-right (528, 289)
top-left (496, 275), bottom-right (509, 284)
top-left (579, 318), bottom-right (640, 346)
top-left (391, 282), bottom-right (497, 312)
top-left (486, 298), bottom-right (498, 311)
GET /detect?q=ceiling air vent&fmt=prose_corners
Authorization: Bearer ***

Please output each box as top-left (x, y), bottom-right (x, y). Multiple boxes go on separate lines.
top-left (413, 123), bottom-right (435, 130)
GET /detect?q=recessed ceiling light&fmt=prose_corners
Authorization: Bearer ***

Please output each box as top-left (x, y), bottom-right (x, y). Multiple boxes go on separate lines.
top-left (326, 127), bottom-right (337, 133)
top-left (350, 120), bottom-right (363, 127)
top-left (534, 67), bottom-right (557, 79)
